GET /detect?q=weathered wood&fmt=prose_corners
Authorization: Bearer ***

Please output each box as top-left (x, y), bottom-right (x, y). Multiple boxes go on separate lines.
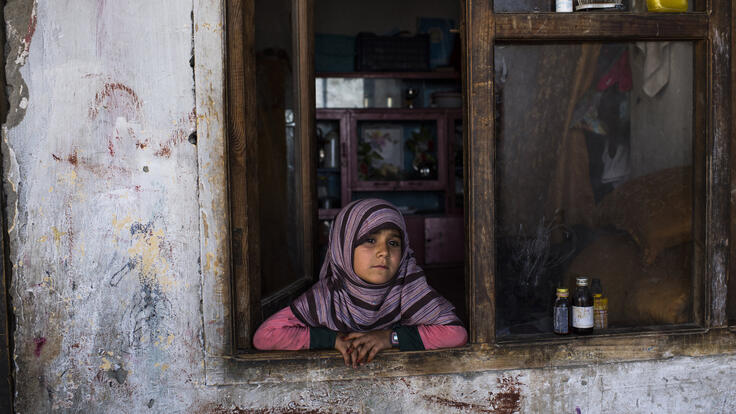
top-left (495, 13), bottom-right (708, 41)
top-left (196, 0), bottom-right (235, 378)
top-left (464, 0), bottom-right (495, 344)
top-left (706, 0), bottom-right (731, 327)
top-left (227, 0), bottom-right (261, 350)
top-left (210, 328), bottom-right (736, 385)
top-left (294, 0), bottom-right (316, 281)
top-left (693, 40), bottom-right (707, 326)
top-left (730, 0), bottom-right (736, 325)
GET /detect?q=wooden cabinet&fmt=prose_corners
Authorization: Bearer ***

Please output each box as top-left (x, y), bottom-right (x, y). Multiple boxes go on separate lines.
top-left (316, 103), bottom-right (463, 265)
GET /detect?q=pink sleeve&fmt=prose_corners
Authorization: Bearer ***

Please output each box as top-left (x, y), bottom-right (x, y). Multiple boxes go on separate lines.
top-left (417, 325), bottom-right (468, 350)
top-left (252, 307), bottom-right (310, 350)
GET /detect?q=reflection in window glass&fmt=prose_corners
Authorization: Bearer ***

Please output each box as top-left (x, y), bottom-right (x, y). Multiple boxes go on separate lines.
top-left (494, 42), bottom-right (697, 336)
top-left (255, 0), bottom-right (303, 306)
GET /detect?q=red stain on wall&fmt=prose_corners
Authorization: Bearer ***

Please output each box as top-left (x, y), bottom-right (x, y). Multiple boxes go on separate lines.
top-left (24, 9), bottom-right (37, 48)
top-left (15, 3), bottom-right (38, 64)
top-left (52, 150), bottom-right (130, 179)
top-left (88, 82), bottom-right (142, 121)
top-left (423, 396), bottom-right (493, 413)
top-left (205, 404), bottom-right (326, 414)
top-left (154, 109), bottom-right (196, 158)
top-left (108, 139), bottom-right (115, 157)
top-left (67, 151), bottom-right (78, 167)
top-left (33, 337), bottom-right (46, 357)
top-left (420, 375), bottom-right (522, 414)
top-left (489, 376), bottom-right (522, 413)
top-left (153, 146), bottom-right (171, 158)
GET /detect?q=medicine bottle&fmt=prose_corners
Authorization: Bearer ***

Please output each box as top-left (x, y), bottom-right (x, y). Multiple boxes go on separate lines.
top-left (553, 288), bottom-right (570, 335)
top-left (594, 293), bottom-right (608, 329)
top-left (572, 277), bottom-right (594, 334)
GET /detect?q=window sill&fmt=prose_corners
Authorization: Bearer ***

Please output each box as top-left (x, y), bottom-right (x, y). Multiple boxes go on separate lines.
top-left (204, 327), bottom-right (736, 385)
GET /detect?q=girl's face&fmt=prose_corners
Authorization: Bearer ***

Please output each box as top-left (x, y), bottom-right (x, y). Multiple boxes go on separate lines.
top-left (352, 228), bottom-right (402, 285)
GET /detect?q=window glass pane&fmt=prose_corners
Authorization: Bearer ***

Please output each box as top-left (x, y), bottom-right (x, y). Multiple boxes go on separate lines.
top-left (494, 42), bottom-right (699, 337)
top-left (494, 0), bottom-right (702, 12)
top-left (255, 0), bottom-right (305, 306)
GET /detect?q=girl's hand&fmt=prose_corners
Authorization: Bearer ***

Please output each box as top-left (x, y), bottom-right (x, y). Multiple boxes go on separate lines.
top-left (343, 330), bottom-right (392, 368)
top-left (334, 334), bottom-right (353, 366)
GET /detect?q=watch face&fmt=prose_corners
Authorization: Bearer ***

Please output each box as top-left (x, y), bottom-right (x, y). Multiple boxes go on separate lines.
top-left (391, 331), bottom-right (399, 346)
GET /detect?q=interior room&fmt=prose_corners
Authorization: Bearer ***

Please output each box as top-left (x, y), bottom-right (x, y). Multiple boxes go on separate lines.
top-left (252, 0), bottom-right (704, 336)
top-left (253, 0), bottom-right (467, 323)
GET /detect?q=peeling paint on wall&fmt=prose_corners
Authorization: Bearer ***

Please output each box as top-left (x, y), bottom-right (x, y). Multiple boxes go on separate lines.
top-left (2, 0), bottom-right (736, 413)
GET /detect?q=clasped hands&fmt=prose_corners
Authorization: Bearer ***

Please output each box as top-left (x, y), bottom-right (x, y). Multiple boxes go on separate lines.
top-left (334, 329), bottom-right (392, 368)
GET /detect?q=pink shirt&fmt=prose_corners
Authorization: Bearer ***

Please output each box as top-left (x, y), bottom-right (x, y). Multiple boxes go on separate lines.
top-left (253, 306), bottom-right (467, 351)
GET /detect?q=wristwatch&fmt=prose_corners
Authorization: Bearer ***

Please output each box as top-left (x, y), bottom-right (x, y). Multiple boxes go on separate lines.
top-left (390, 330), bottom-right (399, 347)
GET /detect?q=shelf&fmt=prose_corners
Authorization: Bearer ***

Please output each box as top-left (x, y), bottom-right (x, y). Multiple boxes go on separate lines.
top-left (324, 108), bottom-right (461, 115)
top-left (316, 71), bottom-right (460, 80)
top-left (494, 13), bottom-right (707, 40)
top-left (353, 181), bottom-right (447, 192)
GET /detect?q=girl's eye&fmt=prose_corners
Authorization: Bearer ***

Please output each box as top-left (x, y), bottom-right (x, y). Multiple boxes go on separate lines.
top-left (363, 238), bottom-right (375, 244)
top-left (389, 240), bottom-right (401, 247)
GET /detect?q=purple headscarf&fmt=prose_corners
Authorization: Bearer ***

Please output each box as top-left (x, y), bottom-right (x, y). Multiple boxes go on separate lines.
top-left (290, 198), bottom-right (461, 332)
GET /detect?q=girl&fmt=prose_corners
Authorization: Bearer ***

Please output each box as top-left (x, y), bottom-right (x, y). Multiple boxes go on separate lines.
top-left (253, 198), bottom-right (467, 367)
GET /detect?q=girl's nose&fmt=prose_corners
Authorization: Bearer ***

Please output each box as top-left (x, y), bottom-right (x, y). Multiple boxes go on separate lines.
top-left (376, 244), bottom-right (388, 257)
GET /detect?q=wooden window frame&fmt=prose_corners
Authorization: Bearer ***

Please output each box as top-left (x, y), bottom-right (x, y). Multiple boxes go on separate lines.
top-left (468, 6), bottom-right (731, 344)
top-left (194, 0), bottom-right (736, 385)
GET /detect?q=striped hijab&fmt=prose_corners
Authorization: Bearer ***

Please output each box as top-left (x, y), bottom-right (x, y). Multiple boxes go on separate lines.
top-left (290, 198), bottom-right (461, 332)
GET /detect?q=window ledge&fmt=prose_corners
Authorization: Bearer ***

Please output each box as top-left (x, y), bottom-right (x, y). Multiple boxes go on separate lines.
top-left (204, 328), bottom-right (736, 385)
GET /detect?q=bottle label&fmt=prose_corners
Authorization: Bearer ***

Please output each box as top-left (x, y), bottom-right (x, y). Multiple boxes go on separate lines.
top-left (553, 307), bottom-right (569, 334)
top-left (556, 0), bottom-right (573, 12)
top-left (572, 306), bottom-right (594, 328)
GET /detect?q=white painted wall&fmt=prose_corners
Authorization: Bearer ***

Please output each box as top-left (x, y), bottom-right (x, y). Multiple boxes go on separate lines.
top-left (2, 1), bottom-right (735, 412)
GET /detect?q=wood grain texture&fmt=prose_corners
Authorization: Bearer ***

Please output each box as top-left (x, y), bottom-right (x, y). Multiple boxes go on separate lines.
top-left (294, 0), bottom-right (316, 282)
top-left (707, 0), bottom-right (732, 327)
top-left (227, 0), bottom-right (261, 350)
top-left (209, 328), bottom-right (736, 385)
top-left (464, 0), bottom-right (495, 344)
top-left (495, 13), bottom-right (708, 40)
top-left (195, 0), bottom-right (235, 378)
top-left (730, 0), bottom-right (736, 325)
top-left (694, 40), bottom-right (707, 326)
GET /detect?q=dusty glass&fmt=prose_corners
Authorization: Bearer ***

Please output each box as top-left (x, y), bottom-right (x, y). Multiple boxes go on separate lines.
top-left (493, 42), bottom-right (698, 337)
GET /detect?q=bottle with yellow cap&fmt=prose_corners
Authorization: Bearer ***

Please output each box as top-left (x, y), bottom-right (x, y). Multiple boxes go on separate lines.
top-left (553, 288), bottom-right (570, 335)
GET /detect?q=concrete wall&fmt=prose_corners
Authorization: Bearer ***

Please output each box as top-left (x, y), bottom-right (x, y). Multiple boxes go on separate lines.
top-left (2, 0), bottom-right (736, 413)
